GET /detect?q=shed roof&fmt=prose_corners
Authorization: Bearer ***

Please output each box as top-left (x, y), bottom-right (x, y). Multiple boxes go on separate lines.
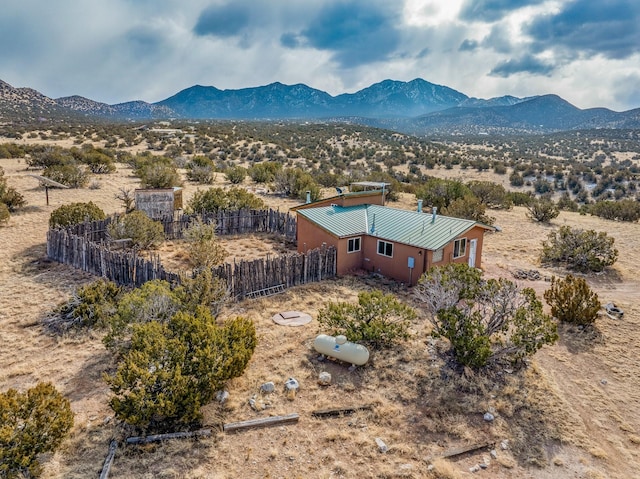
top-left (297, 204), bottom-right (492, 250)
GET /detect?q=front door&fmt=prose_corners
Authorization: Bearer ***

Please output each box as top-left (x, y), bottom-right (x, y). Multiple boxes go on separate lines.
top-left (468, 239), bottom-right (477, 267)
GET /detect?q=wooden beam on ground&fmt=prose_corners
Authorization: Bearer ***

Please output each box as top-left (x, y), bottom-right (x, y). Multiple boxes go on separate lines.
top-left (428, 442), bottom-right (494, 462)
top-left (125, 428), bottom-right (211, 445)
top-left (99, 440), bottom-right (118, 479)
top-left (311, 405), bottom-right (373, 418)
top-left (223, 413), bottom-right (299, 433)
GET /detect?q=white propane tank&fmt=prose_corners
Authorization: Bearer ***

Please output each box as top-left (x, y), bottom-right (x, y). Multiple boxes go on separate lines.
top-left (313, 334), bottom-right (370, 366)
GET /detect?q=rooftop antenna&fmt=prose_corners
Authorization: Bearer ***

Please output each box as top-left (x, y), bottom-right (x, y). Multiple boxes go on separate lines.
top-left (28, 174), bottom-right (69, 205)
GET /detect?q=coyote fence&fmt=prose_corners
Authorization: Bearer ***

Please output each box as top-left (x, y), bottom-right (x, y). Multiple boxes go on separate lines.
top-left (62, 208), bottom-right (297, 242)
top-left (47, 210), bottom-right (336, 295)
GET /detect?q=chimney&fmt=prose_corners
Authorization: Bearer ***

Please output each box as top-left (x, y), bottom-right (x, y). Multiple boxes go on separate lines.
top-left (431, 206), bottom-right (437, 223)
top-left (306, 190), bottom-right (311, 204)
top-left (417, 199), bottom-right (423, 213)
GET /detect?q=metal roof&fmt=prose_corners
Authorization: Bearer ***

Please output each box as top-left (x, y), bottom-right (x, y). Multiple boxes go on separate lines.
top-left (297, 204), bottom-right (487, 250)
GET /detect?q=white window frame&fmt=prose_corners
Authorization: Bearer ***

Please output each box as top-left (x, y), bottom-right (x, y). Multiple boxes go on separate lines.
top-left (453, 238), bottom-right (467, 259)
top-left (377, 240), bottom-right (394, 258)
top-left (347, 236), bottom-right (361, 253)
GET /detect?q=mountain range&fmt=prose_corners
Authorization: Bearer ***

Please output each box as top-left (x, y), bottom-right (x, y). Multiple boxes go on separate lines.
top-left (2, 78), bottom-right (639, 135)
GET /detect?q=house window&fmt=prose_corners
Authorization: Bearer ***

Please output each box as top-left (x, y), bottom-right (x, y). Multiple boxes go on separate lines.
top-left (432, 248), bottom-right (444, 263)
top-left (377, 240), bottom-right (393, 257)
top-left (453, 238), bottom-right (467, 258)
top-left (347, 237), bottom-right (361, 253)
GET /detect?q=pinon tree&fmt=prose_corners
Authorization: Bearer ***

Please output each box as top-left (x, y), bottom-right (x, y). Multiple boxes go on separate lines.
top-left (544, 275), bottom-right (601, 326)
top-left (0, 382), bottom-right (74, 478)
top-left (105, 309), bottom-right (256, 431)
top-left (415, 263), bottom-right (558, 369)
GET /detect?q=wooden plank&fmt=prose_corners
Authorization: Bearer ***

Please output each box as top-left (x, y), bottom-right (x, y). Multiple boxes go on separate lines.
top-left (223, 413), bottom-right (299, 433)
top-left (126, 429), bottom-right (212, 445)
top-left (426, 442), bottom-right (495, 462)
top-left (99, 439), bottom-right (118, 479)
top-left (311, 405), bottom-right (373, 418)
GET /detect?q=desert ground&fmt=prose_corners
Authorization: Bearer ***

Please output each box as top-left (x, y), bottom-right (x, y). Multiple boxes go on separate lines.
top-left (1, 152), bottom-right (639, 479)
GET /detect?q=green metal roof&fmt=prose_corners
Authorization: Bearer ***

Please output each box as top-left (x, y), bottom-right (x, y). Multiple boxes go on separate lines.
top-left (297, 204), bottom-right (488, 250)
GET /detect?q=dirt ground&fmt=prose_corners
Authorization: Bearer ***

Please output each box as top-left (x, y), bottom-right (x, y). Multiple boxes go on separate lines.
top-left (1, 155), bottom-right (639, 478)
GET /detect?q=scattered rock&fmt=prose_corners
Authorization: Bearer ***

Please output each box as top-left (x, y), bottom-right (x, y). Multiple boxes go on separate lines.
top-left (103, 416), bottom-right (112, 425)
top-left (216, 390), bottom-right (229, 404)
top-left (600, 379), bottom-right (608, 385)
top-left (500, 440), bottom-right (509, 450)
top-left (469, 465), bottom-right (480, 473)
top-left (490, 449), bottom-right (498, 459)
top-left (513, 269), bottom-right (541, 281)
top-left (249, 394), bottom-right (267, 411)
top-left (318, 371), bottom-right (332, 386)
top-left (284, 377), bottom-right (299, 400)
top-left (483, 412), bottom-right (495, 422)
top-left (260, 382), bottom-right (275, 394)
top-left (479, 463), bottom-right (488, 469)
top-left (375, 437), bottom-right (388, 453)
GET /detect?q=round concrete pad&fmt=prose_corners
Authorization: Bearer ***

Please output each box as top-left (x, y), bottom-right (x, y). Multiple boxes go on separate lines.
top-left (272, 311), bottom-right (312, 326)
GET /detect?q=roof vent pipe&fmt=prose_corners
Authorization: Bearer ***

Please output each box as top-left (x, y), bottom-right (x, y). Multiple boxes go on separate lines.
top-left (417, 199), bottom-right (423, 213)
top-left (432, 206), bottom-right (437, 223)
top-left (306, 191), bottom-right (311, 204)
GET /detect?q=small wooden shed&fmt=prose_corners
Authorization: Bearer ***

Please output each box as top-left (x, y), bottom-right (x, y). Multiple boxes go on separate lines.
top-left (135, 187), bottom-right (183, 219)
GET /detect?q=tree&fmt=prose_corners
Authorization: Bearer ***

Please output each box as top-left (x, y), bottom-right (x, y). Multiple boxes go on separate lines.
top-left (467, 180), bottom-right (511, 209)
top-left (0, 382), bottom-right (74, 478)
top-left (183, 217), bottom-right (227, 268)
top-left (415, 178), bottom-right (470, 210)
top-left (138, 163), bottom-right (182, 189)
top-left (540, 226), bottom-right (618, 273)
top-left (590, 199), bottom-right (640, 222)
top-left (105, 310), bottom-right (256, 431)
top-left (415, 264), bottom-right (557, 369)
top-left (49, 201), bottom-right (106, 229)
top-left (114, 187), bottom-right (135, 213)
top-left (43, 163), bottom-right (88, 188)
top-left (186, 187), bottom-right (265, 214)
top-left (104, 280), bottom-right (183, 354)
top-left (317, 290), bottom-right (416, 349)
top-left (442, 195), bottom-right (495, 225)
top-left (107, 210), bottom-right (164, 249)
top-left (0, 203), bottom-right (9, 226)
top-left (544, 275), bottom-right (601, 325)
top-left (526, 198), bottom-right (560, 223)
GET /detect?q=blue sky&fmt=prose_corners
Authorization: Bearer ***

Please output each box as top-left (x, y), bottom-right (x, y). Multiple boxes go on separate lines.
top-left (1, 0), bottom-right (639, 111)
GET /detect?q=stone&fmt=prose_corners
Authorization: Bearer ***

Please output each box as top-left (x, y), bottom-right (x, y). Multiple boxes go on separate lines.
top-left (284, 377), bottom-right (299, 391)
top-left (260, 381), bottom-right (275, 394)
top-left (500, 440), bottom-right (509, 450)
top-left (216, 390), bottom-right (229, 404)
top-left (318, 371), bottom-right (332, 386)
top-left (479, 463), bottom-right (488, 469)
top-left (469, 465), bottom-right (480, 473)
top-left (490, 449), bottom-right (498, 459)
top-left (375, 437), bottom-right (388, 453)
top-left (483, 412), bottom-right (495, 422)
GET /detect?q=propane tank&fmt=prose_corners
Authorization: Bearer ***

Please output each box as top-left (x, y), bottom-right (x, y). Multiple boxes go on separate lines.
top-left (313, 334), bottom-right (370, 366)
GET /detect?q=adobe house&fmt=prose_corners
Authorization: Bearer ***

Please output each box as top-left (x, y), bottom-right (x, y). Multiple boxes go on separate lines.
top-left (294, 201), bottom-right (494, 286)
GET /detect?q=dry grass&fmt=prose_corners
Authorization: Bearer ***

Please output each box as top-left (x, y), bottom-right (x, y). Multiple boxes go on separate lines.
top-left (1, 150), bottom-right (640, 479)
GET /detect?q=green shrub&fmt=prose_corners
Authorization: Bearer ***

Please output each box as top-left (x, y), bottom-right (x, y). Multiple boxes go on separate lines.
top-left (177, 269), bottom-right (228, 316)
top-left (590, 199), bottom-right (640, 222)
top-left (248, 162), bottom-right (281, 183)
top-left (186, 187), bottom-right (265, 214)
top-left (526, 198), bottom-right (560, 223)
top-left (225, 165), bottom-right (247, 184)
top-left (317, 290), bottom-right (416, 349)
top-left (0, 383), bottom-right (74, 478)
top-left (49, 201), bottom-right (106, 229)
top-left (507, 191), bottom-right (533, 206)
top-left (183, 218), bottom-right (227, 268)
top-left (43, 163), bottom-right (88, 188)
top-left (48, 279), bottom-right (123, 333)
top-left (415, 264), bottom-right (557, 369)
top-left (107, 210), bottom-right (164, 249)
top-left (467, 180), bottom-right (511, 209)
top-left (442, 195), bottom-right (495, 225)
top-left (186, 156), bottom-right (216, 184)
top-left (0, 203), bottom-right (9, 226)
top-left (137, 162), bottom-right (182, 189)
top-left (540, 226), bottom-right (618, 273)
top-left (544, 275), bottom-right (601, 325)
top-left (415, 178), bottom-right (470, 210)
top-left (105, 311), bottom-right (256, 431)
